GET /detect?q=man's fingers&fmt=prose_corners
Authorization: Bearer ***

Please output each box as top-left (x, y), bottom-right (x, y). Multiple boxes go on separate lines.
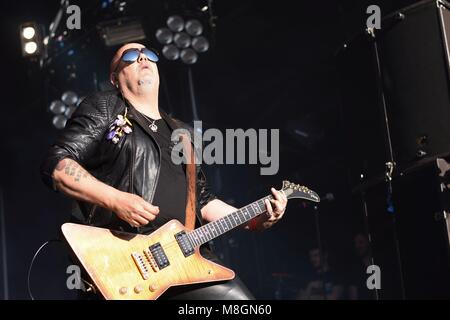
top-left (135, 200), bottom-right (159, 221)
top-left (265, 199), bottom-right (276, 221)
top-left (271, 188), bottom-right (283, 202)
top-left (129, 220), bottom-right (140, 227)
top-left (270, 199), bottom-right (284, 215)
top-left (265, 199), bottom-right (273, 215)
top-left (138, 210), bottom-right (157, 222)
top-left (143, 200), bottom-right (160, 215)
top-left (133, 215), bottom-right (149, 226)
top-left (276, 208), bottom-right (286, 220)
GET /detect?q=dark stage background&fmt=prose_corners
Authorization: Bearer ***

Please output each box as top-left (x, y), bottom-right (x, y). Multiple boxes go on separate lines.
top-left (1, 0), bottom-right (447, 300)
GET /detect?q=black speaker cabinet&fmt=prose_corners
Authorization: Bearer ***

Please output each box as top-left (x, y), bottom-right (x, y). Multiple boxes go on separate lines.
top-left (352, 157), bottom-right (450, 299)
top-left (338, 0), bottom-right (450, 188)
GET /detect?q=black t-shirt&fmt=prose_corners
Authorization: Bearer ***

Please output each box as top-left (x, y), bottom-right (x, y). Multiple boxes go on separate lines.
top-left (348, 260), bottom-right (376, 300)
top-left (138, 115), bottom-right (187, 234)
top-left (298, 268), bottom-right (345, 300)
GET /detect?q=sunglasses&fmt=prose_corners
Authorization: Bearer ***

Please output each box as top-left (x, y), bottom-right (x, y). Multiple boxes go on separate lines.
top-left (116, 47), bottom-right (159, 70)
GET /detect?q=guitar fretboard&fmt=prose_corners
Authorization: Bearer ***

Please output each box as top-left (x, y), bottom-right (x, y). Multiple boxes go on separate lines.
top-left (186, 195), bottom-right (274, 247)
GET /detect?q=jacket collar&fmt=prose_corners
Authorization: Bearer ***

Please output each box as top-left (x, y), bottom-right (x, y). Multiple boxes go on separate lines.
top-left (122, 98), bottom-right (179, 138)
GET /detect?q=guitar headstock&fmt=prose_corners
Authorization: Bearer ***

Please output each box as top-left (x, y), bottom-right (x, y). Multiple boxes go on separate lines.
top-left (281, 180), bottom-right (320, 203)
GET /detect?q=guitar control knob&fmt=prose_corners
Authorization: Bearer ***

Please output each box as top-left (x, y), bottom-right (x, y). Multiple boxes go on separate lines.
top-left (134, 285), bottom-right (144, 294)
top-left (149, 284), bottom-right (158, 292)
top-left (119, 287), bottom-right (128, 295)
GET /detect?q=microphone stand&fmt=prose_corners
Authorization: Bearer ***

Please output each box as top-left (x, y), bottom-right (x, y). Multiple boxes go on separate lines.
top-left (368, 26), bottom-right (406, 299)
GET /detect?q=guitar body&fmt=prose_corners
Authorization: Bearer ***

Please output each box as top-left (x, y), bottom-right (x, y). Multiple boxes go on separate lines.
top-left (61, 181), bottom-right (320, 300)
top-left (61, 221), bottom-right (235, 300)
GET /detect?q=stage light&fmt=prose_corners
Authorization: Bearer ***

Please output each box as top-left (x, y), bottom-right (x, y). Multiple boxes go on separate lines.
top-left (48, 91), bottom-right (83, 129)
top-left (167, 15), bottom-right (184, 32)
top-left (61, 91), bottom-right (78, 105)
top-left (19, 22), bottom-right (42, 58)
top-left (185, 19), bottom-right (203, 36)
top-left (52, 115), bottom-right (68, 130)
top-left (191, 36), bottom-right (209, 53)
top-left (162, 44), bottom-right (180, 60)
top-left (49, 100), bottom-right (66, 115)
top-left (154, 6), bottom-right (215, 121)
top-left (155, 28), bottom-right (173, 44)
top-left (98, 18), bottom-right (146, 47)
top-left (180, 48), bottom-right (198, 64)
top-left (174, 32), bottom-right (191, 49)
top-left (22, 27), bottom-right (36, 40)
top-left (64, 105), bottom-right (77, 118)
top-left (24, 42), bottom-right (38, 55)
top-left (155, 15), bottom-right (209, 65)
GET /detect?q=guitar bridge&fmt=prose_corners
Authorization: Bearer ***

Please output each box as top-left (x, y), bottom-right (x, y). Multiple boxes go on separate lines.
top-left (144, 248), bottom-right (159, 272)
top-left (131, 252), bottom-right (150, 280)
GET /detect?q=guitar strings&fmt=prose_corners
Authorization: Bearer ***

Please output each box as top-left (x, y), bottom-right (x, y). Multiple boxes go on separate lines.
top-left (137, 194), bottom-right (279, 253)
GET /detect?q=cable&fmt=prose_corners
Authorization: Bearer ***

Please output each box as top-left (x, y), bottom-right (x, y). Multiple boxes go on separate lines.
top-left (27, 239), bottom-right (61, 300)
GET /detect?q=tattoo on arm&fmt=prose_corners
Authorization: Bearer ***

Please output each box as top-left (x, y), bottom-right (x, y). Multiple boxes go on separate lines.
top-left (60, 159), bottom-right (92, 182)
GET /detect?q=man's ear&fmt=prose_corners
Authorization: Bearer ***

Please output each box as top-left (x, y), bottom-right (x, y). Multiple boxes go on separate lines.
top-left (110, 72), bottom-right (118, 88)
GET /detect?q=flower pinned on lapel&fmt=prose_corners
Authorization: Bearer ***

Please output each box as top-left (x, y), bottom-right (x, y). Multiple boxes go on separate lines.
top-left (106, 108), bottom-right (133, 144)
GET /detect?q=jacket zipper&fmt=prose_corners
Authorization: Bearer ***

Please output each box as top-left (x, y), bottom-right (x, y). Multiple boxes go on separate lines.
top-left (150, 137), bottom-right (162, 203)
top-left (129, 134), bottom-right (135, 194)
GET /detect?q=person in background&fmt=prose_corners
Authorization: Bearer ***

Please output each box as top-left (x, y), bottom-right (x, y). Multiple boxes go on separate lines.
top-left (296, 246), bottom-right (345, 300)
top-left (348, 232), bottom-right (375, 300)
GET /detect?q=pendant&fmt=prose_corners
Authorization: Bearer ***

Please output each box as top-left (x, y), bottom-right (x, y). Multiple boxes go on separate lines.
top-left (150, 123), bottom-right (158, 132)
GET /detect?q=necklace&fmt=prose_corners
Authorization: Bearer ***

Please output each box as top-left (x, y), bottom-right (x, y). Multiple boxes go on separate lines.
top-left (141, 113), bottom-right (158, 132)
top-left (121, 95), bottom-right (159, 132)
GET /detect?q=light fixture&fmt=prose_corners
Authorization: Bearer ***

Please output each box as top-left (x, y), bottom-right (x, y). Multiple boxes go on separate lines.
top-left (98, 18), bottom-right (146, 47)
top-left (22, 27), bottom-right (36, 40)
top-left (155, 15), bottom-right (210, 65)
top-left (24, 42), bottom-right (38, 55)
top-left (19, 22), bottom-right (42, 58)
top-left (48, 91), bottom-right (83, 129)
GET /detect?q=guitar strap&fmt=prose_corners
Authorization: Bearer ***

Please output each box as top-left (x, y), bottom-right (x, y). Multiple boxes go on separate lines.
top-left (180, 133), bottom-right (197, 231)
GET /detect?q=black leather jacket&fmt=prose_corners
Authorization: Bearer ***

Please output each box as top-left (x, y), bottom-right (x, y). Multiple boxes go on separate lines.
top-left (40, 90), bottom-right (216, 232)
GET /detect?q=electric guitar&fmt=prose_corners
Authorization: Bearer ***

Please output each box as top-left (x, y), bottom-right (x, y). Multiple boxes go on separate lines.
top-left (61, 180), bottom-right (320, 300)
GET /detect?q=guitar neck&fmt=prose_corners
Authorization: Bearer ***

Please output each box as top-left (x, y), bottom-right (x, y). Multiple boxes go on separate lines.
top-left (186, 194), bottom-right (274, 247)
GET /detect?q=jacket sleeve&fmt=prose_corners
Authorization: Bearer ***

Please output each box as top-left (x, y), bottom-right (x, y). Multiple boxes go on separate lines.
top-left (40, 94), bottom-right (111, 190)
top-left (197, 168), bottom-right (217, 210)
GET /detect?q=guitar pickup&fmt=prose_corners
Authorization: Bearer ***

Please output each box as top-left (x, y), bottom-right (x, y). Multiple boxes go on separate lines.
top-left (175, 231), bottom-right (195, 257)
top-left (149, 243), bottom-right (170, 269)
